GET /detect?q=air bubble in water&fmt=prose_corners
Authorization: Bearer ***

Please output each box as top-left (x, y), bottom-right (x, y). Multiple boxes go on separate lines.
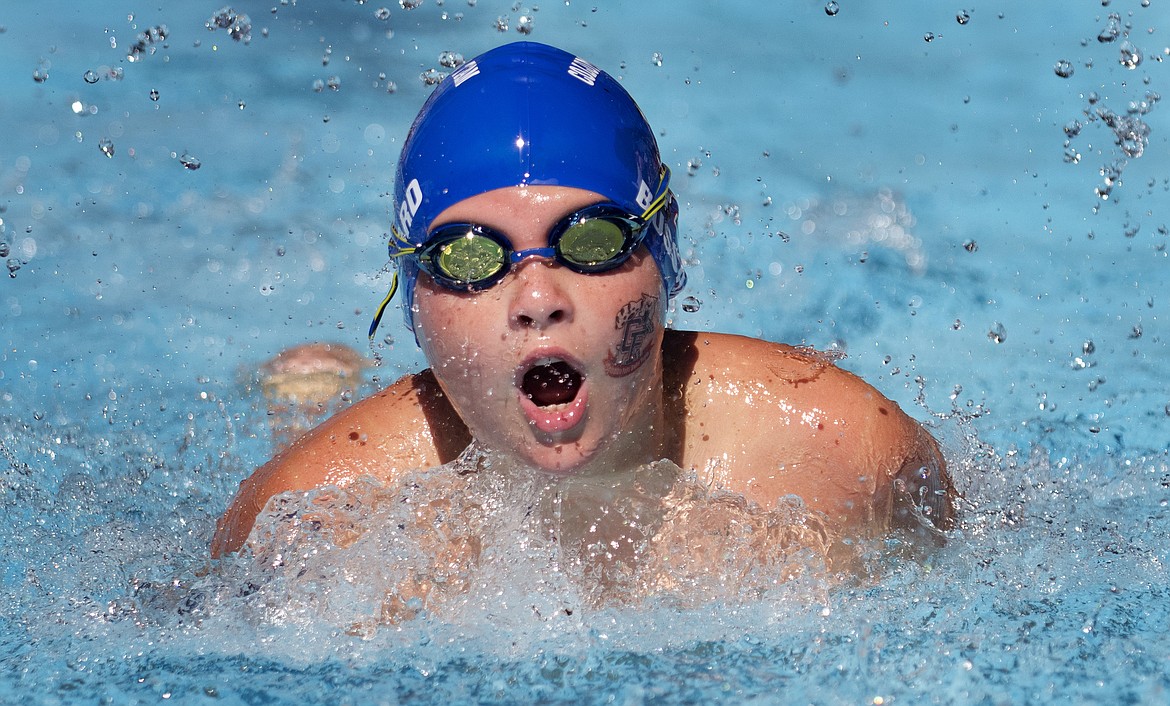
top-left (400, 0), bottom-right (422, 8)
top-left (149, 88), bottom-right (160, 101)
top-left (83, 70), bottom-right (100, 84)
top-left (1054, 59), bottom-right (1074, 78)
top-left (375, 7), bottom-right (391, 20)
top-left (98, 138), bottom-right (114, 158)
top-left (0, 242), bottom-right (8, 258)
top-left (495, 16), bottom-right (509, 31)
top-left (516, 15), bottom-right (534, 34)
top-left (825, 1), bottom-right (839, 16)
top-left (326, 76), bottom-right (341, 91)
top-left (33, 68), bottom-right (48, 83)
top-left (312, 78), bottom-right (325, 92)
top-left (924, 32), bottom-right (936, 42)
top-left (956, 9), bottom-right (971, 24)
top-left (651, 52), bottom-right (663, 67)
top-left (681, 296), bottom-right (702, 313)
top-left (7, 258), bottom-right (20, 277)
top-left (987, 322), bottom-right (1006, 344)
top-left (438, 51), bottom-right (464, 68)
top-left (179, 152), bottom-right (202, 170)
top-left (963, 240), bottom-right (978, 252)
top-left (1063, 119), bottom-right (1082, 138)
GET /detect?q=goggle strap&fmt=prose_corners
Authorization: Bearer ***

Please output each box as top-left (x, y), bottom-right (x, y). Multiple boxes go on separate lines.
top-left (639, 164), bottom-right (672, 221)
top-left (368, 246), bottom-right (416, 340)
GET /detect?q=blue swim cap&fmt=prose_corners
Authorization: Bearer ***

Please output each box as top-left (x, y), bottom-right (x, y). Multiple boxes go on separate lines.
top-left (376, 41), bottom-right (686, 335)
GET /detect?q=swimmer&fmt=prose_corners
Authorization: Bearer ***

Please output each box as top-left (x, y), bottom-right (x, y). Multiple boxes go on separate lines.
top-left (255, 342), bottom-right (367, 451)
top-left (212, 42), bottom-right (954, 561)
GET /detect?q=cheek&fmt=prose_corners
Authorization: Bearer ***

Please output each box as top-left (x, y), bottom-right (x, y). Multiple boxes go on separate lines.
top-left (598, 258), bottom-right (667, 379)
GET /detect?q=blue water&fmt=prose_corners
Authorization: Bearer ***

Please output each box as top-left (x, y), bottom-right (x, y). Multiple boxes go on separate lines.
top-left (2, 1), bottom-right (1169, 703)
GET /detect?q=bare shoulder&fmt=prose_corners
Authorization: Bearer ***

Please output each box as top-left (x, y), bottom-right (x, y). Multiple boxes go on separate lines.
top-left (212, 370), bottom-right (469, 556)
top-left (662, 330), bottom-right (952, 532)
top-left (664, 329), bottom-right (906, 430)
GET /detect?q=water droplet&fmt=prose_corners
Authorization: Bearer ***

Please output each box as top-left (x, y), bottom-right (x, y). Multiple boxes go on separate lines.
top-left (1098, 13), bottom-right (1121, 43)
top-left (400, 0), bottom-right (422, 8)
top-left (956, 9), bottom-right (971, 24)
top-left (83, 70), bottom-right (100, 84)
top-left (98, 138), bottom-right (115, 158)
top-left (149, 88), bottom-right (160, 101)
top-left (963, 239), bottom-right (978, 252)
top-left (1054, 59), bottom-right (1075, 78)
top-left (825, 1), bottom-right (839, 16)
top-left (179, 152), bottom-right (202, 170)
top-left (438, 51), bottom-right (464, 68)
top-left (206, 8), bottom-right (252, 43)
top-left (987, 322), bottom-right (1007, 344)
top-left (681, 296), bottom-right (702, 313)
top-left (128, 24), bottom-right (169, 61)
top-left (1119, 42), bottom-right (1142, 69)
top-left (419, 68), bottom-right (447, 85)
top-left (375, 7), bottom-right (391, 20)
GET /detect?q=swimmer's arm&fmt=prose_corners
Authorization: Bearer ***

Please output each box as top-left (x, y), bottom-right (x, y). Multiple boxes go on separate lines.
top-left (211, 370), bottom-right (469, 557)
top-left (885, 420), bottom-right (955, 532)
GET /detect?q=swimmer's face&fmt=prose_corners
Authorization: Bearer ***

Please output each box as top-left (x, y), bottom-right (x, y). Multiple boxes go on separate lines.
top-left (414, 186), bottom-right (668, 475)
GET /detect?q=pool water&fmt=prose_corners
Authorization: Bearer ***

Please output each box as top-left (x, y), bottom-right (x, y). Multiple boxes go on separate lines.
top-left (2, 1), bottom-right (1169, 703)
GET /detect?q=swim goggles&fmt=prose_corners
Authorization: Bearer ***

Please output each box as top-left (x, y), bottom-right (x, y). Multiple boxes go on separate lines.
top-left (368, 185), bottom-right (670, 339)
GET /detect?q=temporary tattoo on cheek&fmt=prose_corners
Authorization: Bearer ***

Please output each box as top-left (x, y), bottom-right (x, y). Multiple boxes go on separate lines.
top-left (604, 293), bottom-right (659, 377)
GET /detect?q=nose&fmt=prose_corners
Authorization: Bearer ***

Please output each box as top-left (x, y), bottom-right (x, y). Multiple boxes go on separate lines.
top-left (506, 257), bottom-right (575, 330)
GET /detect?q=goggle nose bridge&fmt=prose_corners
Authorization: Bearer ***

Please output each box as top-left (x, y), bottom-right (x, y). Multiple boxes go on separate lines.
top-left (509, 246), bottom-right (557, 263)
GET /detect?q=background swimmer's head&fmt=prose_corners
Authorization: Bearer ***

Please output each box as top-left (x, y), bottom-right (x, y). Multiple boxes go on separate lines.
top-left (387, 41), bottom-right (686, 333)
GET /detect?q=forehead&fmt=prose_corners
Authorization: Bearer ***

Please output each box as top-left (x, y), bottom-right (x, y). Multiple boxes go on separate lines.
top-left (428, 185), bottom-right (609, 234)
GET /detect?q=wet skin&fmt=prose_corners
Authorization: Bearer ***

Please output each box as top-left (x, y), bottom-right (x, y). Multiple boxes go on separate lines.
top-left (213, 186), bottom-right (953, 558)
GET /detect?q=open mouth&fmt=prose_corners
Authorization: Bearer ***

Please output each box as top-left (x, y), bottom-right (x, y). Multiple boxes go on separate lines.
top-left (520, 360), bottom-right (583, 407)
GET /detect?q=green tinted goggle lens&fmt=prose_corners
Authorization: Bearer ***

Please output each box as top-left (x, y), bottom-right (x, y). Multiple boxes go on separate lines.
top-left (437, 235), bottom-right (506, 283)
top-left (557, 219), bottom-right (627, 266)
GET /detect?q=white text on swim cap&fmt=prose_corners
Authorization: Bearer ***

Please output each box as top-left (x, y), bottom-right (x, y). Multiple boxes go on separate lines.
top-left (635, 180), bottom-right (653, 210)
top-left (451, 60), bottom-right (480, 87)
top-left (567, 57), bottom-right (600, 86)
top-left (397, 178), bottom-right (423, 238)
